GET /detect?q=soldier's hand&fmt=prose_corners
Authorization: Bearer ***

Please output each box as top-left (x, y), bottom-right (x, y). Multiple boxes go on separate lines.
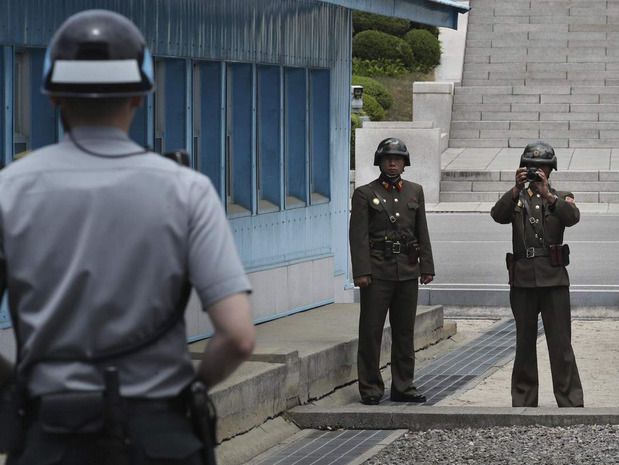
top-left (354, 276), bottom-right (372, 288)
top-left (515, 168), bottom-right (527, 190)
top-left (420, 274), bottom-right (434, 285)
top-left (512, 168), bottom-right (527, 199)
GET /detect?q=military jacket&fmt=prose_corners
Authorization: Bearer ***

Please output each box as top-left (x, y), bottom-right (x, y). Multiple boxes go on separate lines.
top-left (349, 178), bottom-right (435, 281)
top-left (491, 186), bottom-right (580, 288)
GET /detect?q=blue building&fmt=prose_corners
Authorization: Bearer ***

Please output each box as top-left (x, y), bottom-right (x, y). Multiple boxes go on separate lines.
top-left (0, 0), bottom-right (467, 340)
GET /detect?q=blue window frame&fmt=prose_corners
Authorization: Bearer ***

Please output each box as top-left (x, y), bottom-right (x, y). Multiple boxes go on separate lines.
top-left (153, 59), bottom-right (187, 154)
top-left (13, 50), bottom-right (29, 155)
top-left (309, 69), bottom-right (330, 202)
top-left (194, 61), bottom-right (224, 197)
top-left (1, 47), bottom-right (10, 167)
top-left (257, 65), bottom-right (281, 212)
top-left (226, 63), bottom-right (253, 215)
top-left (284, 67), bottom-right (307, 208)
top-left (28, 48), bottom-right (56, 150)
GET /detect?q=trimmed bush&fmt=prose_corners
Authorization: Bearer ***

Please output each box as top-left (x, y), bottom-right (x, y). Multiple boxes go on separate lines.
top-left (410, 22), bottom-right (440, 38)
top-left (352, 58), bottom-right (407, 78)
top-left (362, 94), bottom-right (385, 121)
top-left (352, 75), bottom-right (393, 110)
top-left (353, 12), bottom-right (411, 37)
top-left (353, 30), bottom-right (414, 69)
top-left (404, 29), bottom-right (441, 72)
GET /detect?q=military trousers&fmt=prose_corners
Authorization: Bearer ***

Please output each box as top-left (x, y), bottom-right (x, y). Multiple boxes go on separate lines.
top-left (358, 278), bottom-right (419, 400)
top-left (510, 286), bottom-right (584, 408)
top-left (7, 398), bottom-right (207, 465)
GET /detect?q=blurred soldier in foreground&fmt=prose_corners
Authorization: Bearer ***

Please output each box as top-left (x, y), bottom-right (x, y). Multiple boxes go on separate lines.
top-left (491, 141), bottom-right (583, 408)
top-left (0, 10), bottom-right (255, 464)
top-left (349, 138), bottom-right (435, 405)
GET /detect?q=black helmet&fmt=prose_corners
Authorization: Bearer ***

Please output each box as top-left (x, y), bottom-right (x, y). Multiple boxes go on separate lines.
top-left (519, 141), bottom-right (557, 171)
top-left (373, 138), bottom-right (411, 166)
top-left (42, 10), bottom-right (154, 97)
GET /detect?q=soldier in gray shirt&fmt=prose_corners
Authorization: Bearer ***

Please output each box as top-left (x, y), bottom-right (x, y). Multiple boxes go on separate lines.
top-left (0, 10), bottom-right (255, 465)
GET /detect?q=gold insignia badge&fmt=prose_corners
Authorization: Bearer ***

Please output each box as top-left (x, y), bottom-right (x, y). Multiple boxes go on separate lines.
top-left (372, 198), bottom-right (380, 205)
top-left (517, 200), bottom-right (523, 208)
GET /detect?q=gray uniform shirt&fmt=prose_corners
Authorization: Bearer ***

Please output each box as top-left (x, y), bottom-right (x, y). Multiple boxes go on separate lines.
top-left (0, 127), bottom-right (251, 398)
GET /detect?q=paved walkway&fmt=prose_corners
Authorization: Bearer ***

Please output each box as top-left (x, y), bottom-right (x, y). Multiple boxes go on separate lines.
top-left (439, 318), bottom-right (619, 408)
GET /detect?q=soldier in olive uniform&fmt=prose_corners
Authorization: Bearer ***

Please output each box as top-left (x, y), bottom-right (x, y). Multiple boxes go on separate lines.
top-left (491, 141), bottom-right (584, 408)
top-left (349, 138), bottom-right (435, 405)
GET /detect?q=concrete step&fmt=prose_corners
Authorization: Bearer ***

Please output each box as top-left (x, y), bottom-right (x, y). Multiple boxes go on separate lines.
top-left (449, 138), bottom-right (619, 149)
top-left (441, 179), bottom-right (619, 193)
top-left (451, 121), bottom-right (619, 131)
top-left (442, 170), bottom-right (619, 182)
top-left (288, 405), bottom-right (619, 431)
top-left (418, 284), bottom-right (619, 308)
top-left (188, 304), bottom-right (453, 443)
top-left (439, 191), bottom-right (612, 203)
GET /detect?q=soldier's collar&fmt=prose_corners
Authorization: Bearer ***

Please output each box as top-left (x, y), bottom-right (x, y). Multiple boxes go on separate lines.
top-left (379, 174), bottom-right (403, 192)
top-left (381, 179), bottom-right (403, 192)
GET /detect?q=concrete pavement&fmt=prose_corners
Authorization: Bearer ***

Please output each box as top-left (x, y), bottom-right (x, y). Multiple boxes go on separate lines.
top-left (287, 315), bottom-right (619, 433)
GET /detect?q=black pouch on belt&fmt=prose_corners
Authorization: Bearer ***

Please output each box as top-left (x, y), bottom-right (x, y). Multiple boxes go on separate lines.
top-left (549, 244), bottom-right (570, 267)
top-left (39, 391), bottom-right (105, 434)
top-left (408, 240), bottom-right (420, 265)
top-left (506, 253), bottom-right (515, 285)
top-left (0, 381), bottom-right (25, 453)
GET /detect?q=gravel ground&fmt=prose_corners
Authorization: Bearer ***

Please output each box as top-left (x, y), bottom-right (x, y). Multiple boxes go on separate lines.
top-left (364, 425), bottom-right (619, 465)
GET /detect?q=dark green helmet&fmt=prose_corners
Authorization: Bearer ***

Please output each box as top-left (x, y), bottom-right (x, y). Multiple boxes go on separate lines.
top-left (519, 141), bottom-right (557, 171)
top-left (373, 138), bottom-right (410, 166)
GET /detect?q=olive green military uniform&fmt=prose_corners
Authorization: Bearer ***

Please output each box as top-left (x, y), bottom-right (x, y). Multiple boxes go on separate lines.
top-left (349, 178), bottom-right (434, 400)
top-left (491, 186), bottom-right (584, 407)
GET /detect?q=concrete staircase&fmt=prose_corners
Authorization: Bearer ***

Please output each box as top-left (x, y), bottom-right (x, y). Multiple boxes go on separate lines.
top-left (450, 0), bottom-right (619, 150)
top-left (443, 0), bottom-right (619, 204)
top-left (440, 169), bottom-right (619, 203)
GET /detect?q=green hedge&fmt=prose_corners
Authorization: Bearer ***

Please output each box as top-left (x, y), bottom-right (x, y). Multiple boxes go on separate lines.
top-left (410, 22), bottom-right (440, 38)
top-left (352, 75), bottom-right (393, 110)
top-left (404, 29), bottom-right (441, 72)
top-left (353, 30), bottom-right (414, 69)
top-left (353, 12), bottom-right (411, 37)
top-left (352, 58), bottom-right (408, 78)
top-left (362, 94), bottom-right (385, 121)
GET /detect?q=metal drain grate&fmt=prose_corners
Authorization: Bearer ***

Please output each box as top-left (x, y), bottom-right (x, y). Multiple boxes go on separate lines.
top-left (253, 318), bottom-right (545, 464)
top-left (249, 429), bottom-right (399, 465)
top-left (385, 318), bottom-right (544, 405)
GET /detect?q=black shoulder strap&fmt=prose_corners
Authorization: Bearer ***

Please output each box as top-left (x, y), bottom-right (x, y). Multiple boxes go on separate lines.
top-left (371, 189), bottom-right (398, 226)
top-left (519, 190), bottom-right (546, 248)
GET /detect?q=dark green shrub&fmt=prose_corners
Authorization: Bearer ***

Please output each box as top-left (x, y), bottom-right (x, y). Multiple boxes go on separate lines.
top-left (410, 22), bottom-right (440, 38)
top-left (353, 12), bottom-right (411, 37)
top-left (362, 94), bottom-right (385, 121)
top-left (353, 30), bottom-right (414, 69)
top-left (352, 75), bottom-right (393, 110)
top-left (352, 58), bottom-right (408, 78)
top-left (404, 29), bottom-right (441, 72)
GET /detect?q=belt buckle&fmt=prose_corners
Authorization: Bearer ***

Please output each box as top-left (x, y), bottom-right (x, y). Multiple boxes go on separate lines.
top-left (526, 247), bottom-right (535, 258)
top-left (392, 241), bottom-right (401, 254)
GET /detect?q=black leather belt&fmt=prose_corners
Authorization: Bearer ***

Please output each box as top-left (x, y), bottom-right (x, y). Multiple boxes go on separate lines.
top-left (371, 240), bottom-right (410, 255)
top-left (30, 393), bottom-right (184, 416)
top-left (514, 247), bottom-right (549, 260)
